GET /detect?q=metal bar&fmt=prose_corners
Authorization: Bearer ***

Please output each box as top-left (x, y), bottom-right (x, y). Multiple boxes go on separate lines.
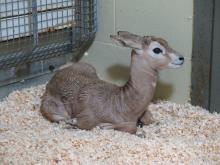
top-left (92, 0), bottom-right (97, 33)
top-left (81, 0), bottom-right (86, 37)
top-left (0, 6), bottom-right (74, 20)
top-left (32, 0), bottom-right (38, 46)
top-left (72, 0), bottom-right (81, 50)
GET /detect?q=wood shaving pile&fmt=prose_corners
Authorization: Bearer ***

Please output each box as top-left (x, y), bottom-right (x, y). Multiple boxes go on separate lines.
top-left (0, 85), bottom-right (220, 164)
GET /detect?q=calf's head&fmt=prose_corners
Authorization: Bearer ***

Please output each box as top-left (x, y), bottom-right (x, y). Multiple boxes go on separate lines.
top-left (110, 31), bottom-right (184, 70)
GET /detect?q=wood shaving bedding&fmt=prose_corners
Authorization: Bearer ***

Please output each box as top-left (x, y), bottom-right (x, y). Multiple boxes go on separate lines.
top-left (0, 85), bottom-right (220, 164)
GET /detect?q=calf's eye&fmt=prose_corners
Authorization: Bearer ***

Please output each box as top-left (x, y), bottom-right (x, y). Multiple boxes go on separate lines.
top-left (153, 48), bottom-right (162, 54)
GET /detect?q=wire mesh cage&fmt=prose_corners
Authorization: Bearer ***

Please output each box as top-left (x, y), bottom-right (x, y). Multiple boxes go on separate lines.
top-left (0, 0), bottom-right (97, 85)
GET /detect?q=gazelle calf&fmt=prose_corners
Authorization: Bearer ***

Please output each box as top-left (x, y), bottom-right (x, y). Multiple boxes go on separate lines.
top-left (40, 31), bottom-right (184, 134)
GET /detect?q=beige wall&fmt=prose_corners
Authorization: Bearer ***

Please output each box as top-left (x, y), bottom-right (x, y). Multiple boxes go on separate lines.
top-left (82, 0), bottom-right (193, 103)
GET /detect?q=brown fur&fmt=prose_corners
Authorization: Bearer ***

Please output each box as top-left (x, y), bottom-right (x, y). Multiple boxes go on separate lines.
top-left (40, 31), bottom-right (184, 134)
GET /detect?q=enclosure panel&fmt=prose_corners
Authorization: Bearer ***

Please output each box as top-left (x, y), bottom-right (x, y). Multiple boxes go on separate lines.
top-left (191, 0), bottom-right (214, 109)
top-left (94, 0), bottom-right (115, 43)
top-left (115, 0), bottom-right (193, 59)
top-left (210, 0), bottom-right (220, 112)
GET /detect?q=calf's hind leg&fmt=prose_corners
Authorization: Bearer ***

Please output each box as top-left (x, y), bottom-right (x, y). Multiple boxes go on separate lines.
top-left (139, 110), bottom-right (154, 125)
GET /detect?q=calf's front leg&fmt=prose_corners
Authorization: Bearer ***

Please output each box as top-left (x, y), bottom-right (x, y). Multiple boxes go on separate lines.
top-left (98, 122), bottom-right (137, 134)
